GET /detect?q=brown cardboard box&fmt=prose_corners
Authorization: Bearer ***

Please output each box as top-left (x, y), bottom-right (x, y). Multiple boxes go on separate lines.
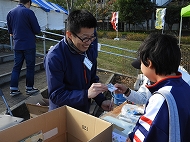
top-left (25, 94), bottom-right (49, 118)
top-left (0, 106), bottom-right (112, 142)
top-left (25, 93), bottom-right (49, 107)
top-left (26, 103), bottom-right (49, 118)
top-left (10, 94), bottom-right (49, 121)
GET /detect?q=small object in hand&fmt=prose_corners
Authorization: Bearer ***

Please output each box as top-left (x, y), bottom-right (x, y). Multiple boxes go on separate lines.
top-left (107, 83), bottom-right (118, 92)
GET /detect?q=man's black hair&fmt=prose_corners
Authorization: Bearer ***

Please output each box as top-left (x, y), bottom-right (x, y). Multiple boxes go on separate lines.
top-left (66, 9), bottom-right (97, 34)
top-left (19, 0), bottom-right (32, 5)
top-left (138, 33), bottom-right (181, 76)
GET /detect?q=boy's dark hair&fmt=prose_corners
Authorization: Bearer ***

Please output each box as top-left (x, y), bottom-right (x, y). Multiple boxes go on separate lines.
top-left (19, 0), bottom-right (31, 5)
top-left (66, 9), bottom-right (97, 34)
top-left (138, 33), bottom-right (181, 75)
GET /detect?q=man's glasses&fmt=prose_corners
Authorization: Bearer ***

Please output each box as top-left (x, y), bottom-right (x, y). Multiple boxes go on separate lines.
top-left (72, 32), bottom-right (96, 43)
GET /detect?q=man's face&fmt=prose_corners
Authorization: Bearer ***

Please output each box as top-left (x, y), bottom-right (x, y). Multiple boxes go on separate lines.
top-left (25, 1), bottom-right (31, 8)
top-left (67, 28), bottom-right (96, 52)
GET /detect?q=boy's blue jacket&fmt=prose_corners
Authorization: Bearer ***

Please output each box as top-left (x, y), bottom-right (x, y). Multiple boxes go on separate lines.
top-left (128, 73), bottom-right (190, 142)
top-left (44, 37), bottom-right (106, 113)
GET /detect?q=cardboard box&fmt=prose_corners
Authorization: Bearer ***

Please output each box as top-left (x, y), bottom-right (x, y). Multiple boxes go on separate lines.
top-left (11, 94), bottom-right (49, 120)
top-left (0, 106), bottom-right (112, 142)
top-left (25, 93), bottom-right (49, 107)
top-left (26, 103), bottom-right (49, 118)
top-left (25, 94), bottom-right (49, 118)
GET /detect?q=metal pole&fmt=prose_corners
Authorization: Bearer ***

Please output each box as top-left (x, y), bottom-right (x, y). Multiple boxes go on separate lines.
top-left (10, 35), bottom-right (13, 50)
top-left (0, 89), bottom-right (13, 116)
top-left (179, 16), bottom-right (182, 47)
top-left (2, 96), bottom-right (13, 116)
top-left (43, 33), bottom-right (46, 56)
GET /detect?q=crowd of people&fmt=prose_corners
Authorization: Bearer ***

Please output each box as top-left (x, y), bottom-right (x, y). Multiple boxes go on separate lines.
top-left (6, 1), bottom-right (190, 141)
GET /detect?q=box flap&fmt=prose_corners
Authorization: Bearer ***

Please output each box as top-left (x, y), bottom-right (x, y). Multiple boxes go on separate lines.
top-left (26, 103), bottom-right (49, 117)
top-left (25, 94), bottom-right (48, 106)
top-left (66, 106), bottom-right (112, 142)
top-left (0, 106), bottom-right (67, 142)
top-left (89, 126), bottom-right (112, 142)
top-left (0, 106), bottom-right (112, 142)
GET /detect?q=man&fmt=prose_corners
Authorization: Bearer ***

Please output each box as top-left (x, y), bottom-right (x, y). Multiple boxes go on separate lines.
top-left (44, 9), bottom-right (113, 113)
top-left (7, 0), bottom-right (41, 96)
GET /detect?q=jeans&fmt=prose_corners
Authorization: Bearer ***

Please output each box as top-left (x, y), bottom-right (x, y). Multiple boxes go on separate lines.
top-left (10, 48), bottom-right (36, 91)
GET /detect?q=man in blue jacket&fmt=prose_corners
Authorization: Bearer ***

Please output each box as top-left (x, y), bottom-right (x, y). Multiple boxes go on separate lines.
top-left (7, 0), bottom-right (41, 96)
top-left (44, 9), bottom-right (113, 113)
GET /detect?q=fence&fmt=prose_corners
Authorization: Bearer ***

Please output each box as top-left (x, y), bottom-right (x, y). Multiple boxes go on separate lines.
top-left (1, 21), bottom-right (190, 75)
top-left (0, 21), bottom-right (139, 77)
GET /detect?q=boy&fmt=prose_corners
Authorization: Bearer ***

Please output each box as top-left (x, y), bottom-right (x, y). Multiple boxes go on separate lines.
top-left (124, 33), bottom-right (190, 142)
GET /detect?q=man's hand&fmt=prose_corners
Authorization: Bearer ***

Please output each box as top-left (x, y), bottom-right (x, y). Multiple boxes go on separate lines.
top-left (126, 137), bottom-right (132, 142)
top-left (88, 83), bottom-right (108, 98)
top-left (101, 99), bottom-right (114, 111)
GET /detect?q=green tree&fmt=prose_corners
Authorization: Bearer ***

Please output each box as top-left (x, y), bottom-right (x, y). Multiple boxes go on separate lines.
top-left (49, 0), bottom-right (100, 17)
top-left (115, 0), bottom-right (154, 31)
top-left (48, 0), bottom-right (68, 10)
top-left (74, 0), bottom-right (96, 14)
top-left (137, 0), bottom-right (155, 30)
top-left (96, 0), bottom-right (117, 31)
top-left (96, 0), bottom-right (116, 21)
top-left (165, 5), bottom-right (181, 31)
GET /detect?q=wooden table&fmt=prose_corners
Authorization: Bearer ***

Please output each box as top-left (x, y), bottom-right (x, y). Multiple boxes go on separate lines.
top-left (100, 101), bottom-right (127, 119)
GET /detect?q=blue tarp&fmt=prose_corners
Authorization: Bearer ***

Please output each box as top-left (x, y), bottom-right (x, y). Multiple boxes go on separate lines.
top-left (32, 0), bottom-right (68, 14)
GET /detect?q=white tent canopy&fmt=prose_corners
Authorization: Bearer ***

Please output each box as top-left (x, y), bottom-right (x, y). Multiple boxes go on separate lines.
top-left (32, 0), bottom-right (68, 14)
top-left (0, 0), bottom-right (68, 30)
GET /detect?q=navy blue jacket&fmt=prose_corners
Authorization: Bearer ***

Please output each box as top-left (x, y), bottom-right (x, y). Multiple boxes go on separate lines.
top-left (7, 4), bottom-right (40, 50)
top-left (44, 37), bottom-right (106, 113)
top-left (129, 73), bottom-right (190, 142)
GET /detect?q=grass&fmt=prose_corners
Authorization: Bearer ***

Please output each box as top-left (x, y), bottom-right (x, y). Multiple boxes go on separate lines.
top-left (98, 38), bottom-right (142, 76)
top-left (36, 40), bottom-right (58, 53)
top-left (98, 38), bottom-right (142, 50)
top-left (36, 38), bottom-right (142, 77)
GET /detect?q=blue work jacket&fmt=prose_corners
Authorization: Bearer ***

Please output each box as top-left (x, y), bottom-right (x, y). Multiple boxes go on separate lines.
top-left (7, 4), bottom-right (40, 50)
top-left (44, 37), bottom-right (106, 113)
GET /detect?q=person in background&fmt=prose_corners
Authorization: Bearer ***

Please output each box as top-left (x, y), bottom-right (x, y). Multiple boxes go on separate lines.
top-left (6, 0), bottom-right (41, 96)
top-left (44, 9), bottom-right (113, 113)
top-left (115, 58), bottom-right (190, 105)
top-left (117, 33), bottom-right (190, 142)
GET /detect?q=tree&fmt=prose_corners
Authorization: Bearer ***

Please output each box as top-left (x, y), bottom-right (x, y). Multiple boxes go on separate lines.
top-left (165, 5), bottom-right (181, 31)
top-left (137, 0), bottom-right (155, 30)
top-left (48, 0), bottom-right (68, 10)
top-left (115, 0), bottom-right (154, 31)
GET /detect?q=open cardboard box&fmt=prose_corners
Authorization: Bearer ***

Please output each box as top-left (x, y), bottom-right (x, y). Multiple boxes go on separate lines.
top-left (25, 94), bottom-right (49, 118)
top-left (0, 106), bottom-right (112, 142)
top-left (10, 94), bottom-right (49, 120)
